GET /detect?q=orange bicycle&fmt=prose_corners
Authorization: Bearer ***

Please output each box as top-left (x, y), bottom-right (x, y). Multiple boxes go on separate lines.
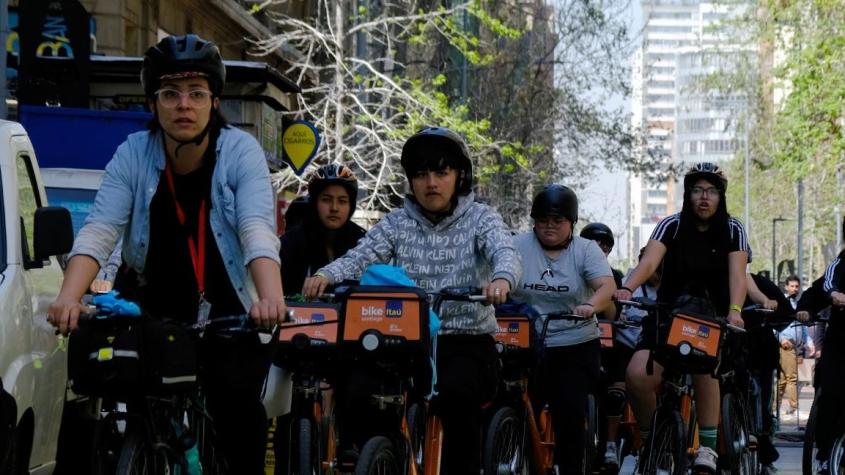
top-left (337, 285), bottom-right (487, 475)
top-left (482, 311), bottom-right (596, 475)
top-left (276, 299), bottom-right (341, 474)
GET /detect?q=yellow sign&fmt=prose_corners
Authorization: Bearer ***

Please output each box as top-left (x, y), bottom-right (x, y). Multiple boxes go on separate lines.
top-left (282, 120), bottom-right (321, 176)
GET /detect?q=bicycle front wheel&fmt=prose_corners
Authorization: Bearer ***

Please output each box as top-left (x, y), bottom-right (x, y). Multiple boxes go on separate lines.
top-left (116, 428), bottom-right (168, 475)
top-left (483, 406), bottom-right (527, 475)
top-left (355, 436), bottom-right (399, 475)
top-left (584, 394), bottom-right (599, 475)
top-left (830, 433), bottom-right (845, 475)
top-left (722, 393), bottom-right (753, 474)
top-left (804, 391), bottom-right (821, 475)
top-left (643, 409), bottom-right (687, 475)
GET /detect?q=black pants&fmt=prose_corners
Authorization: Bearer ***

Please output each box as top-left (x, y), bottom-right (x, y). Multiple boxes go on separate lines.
top-left (536, 339), bottom-right (601, 473)
top-left (435, 334), bottom-right (499, 475)
top-left (200, 333), bottom-right (273, 474)
top-left (813, 333), bottom-right (845, 461)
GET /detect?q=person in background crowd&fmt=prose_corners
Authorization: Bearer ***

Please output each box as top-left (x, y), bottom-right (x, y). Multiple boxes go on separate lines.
top-left (280, 163), bottom-right (365, 295)
top-left (784, 274), bottom-right (801, 310)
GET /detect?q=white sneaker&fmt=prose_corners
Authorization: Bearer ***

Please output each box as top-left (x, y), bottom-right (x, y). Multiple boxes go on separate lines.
top-left (692, 446), bottom-right (718, 473)
top-left (604, 441), bottom-right (620, 468)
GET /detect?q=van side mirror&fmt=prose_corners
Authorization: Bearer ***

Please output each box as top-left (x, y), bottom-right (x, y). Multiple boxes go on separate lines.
top-left (32, 206), bottom-right (73, 263)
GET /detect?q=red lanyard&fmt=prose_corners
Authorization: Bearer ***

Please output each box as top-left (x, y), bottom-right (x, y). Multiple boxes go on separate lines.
top-left (164, 163), bottom-right (207, 296)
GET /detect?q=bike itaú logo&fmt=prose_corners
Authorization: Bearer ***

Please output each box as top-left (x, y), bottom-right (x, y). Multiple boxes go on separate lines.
top-left (385, 300), bottom-right (403, 318)
top-left (681, 322), bottom-right (711, 339)
top-left (360, 301), bottom-right (404, 319)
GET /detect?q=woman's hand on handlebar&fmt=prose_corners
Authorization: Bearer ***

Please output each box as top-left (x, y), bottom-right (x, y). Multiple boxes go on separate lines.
top-left (483, 279), bottom-right (510, 305)
top-left (573, 304), bottom-right (595, 318)
top-left (48, 296), bottom-right (85, 335)
top-left (727, 309), bottom-right (744, 328)
top-left (763, 298), bottom-right (778, 311)
top-left (614, 288), bottom-right (633, 302)
top-left (797, 310), bottom-right (811, 322)
top-left (832, 291), bottom-right (845, 307)
top-left (249, 298), bottom-right (288, 329)
top-left (302, 275), bottom-right (330, 300)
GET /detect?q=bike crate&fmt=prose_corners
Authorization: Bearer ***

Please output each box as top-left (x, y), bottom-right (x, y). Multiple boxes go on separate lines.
top-left (493, 314), bottom-right (532, 354)
top-left (598, 320), bottom-right (615, 349)
top-left (660, 312), bottom-right (723, 373)
top-left (274, 301), bottom-right (340, 372)
top-left (338, 285), bottom-right (430, 363)
top-left (68, 320), bottom-right (144, 400)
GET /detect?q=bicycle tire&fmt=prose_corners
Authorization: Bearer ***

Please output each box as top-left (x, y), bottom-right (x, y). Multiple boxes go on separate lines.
top-left (91, 417), bottom-right (122, 475)
top-left (722, 393), bottom-right (753, 475)
top-left (355, 436), bottom-right (399, 475)
top-left (584, 394), bottom-right (598, 475)
top-left (116, 428), bottom-right (167, 475)
top-left (407, 402), bottom-right (426, 469)
top-left (643, 409), bottom-right (687, 475)
top-left (829, 433), bottom-right (845, 475)
top-left (298, 418), bottom-right (316, 475)
top-left (190, 399), bottom-right (226, 475)
top-left (804, 390), bottom-right (821, 475)
top-left (483, 406), bottom-right (526, 475)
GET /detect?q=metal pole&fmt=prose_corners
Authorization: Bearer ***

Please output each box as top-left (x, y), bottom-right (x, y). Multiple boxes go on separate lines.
top-left (333, 0), bottom-right (344, 163)
top-left (837, 166), bottom-right (843, 251)
top-left (745, 118), bottom-right (750, 230)
top-left (772, 218), bottom-right (777, 278)
top-left (798, 179), bottom-right (805, 284)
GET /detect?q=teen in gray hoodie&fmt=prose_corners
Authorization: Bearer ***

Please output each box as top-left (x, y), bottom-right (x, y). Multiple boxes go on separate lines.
top-left (303, 126), bottom-right (520, 473)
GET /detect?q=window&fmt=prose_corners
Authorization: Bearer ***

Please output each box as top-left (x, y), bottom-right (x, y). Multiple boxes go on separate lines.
top-left (650, 11), bottom-right (693, 20)
top-left (17, 154), bottom-right (41, 262)
top-left (45, 187), bottom-right (98, 236)
top-left (648, 26), bottom-right (693, 34)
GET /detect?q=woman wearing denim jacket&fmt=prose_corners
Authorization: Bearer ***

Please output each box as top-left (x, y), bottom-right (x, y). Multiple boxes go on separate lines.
top-left (48, 35), bottom-right (287, 473)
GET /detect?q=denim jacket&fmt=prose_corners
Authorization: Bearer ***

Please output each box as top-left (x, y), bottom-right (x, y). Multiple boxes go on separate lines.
top-left (69, 127), bottom-right (281, 310)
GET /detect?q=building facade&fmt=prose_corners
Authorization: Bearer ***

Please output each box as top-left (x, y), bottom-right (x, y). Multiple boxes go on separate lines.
top-left (628, 0), bottom-right (747, 256)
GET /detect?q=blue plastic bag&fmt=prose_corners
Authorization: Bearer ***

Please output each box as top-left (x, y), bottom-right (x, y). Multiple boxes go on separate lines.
top-left (359, 264), bottom-right (441, 336)
top-left (91, 291), bottom-right (142, 317)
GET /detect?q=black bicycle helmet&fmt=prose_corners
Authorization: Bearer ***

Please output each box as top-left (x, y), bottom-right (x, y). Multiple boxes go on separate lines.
top-left (400, 127), bottom-right (473, 195)
top-left (580, 222), bottom-right (614, 248)
top-left (683, 162), bottom-right (727, 192)
top-left (141, 34), bottom-right (226, 97)
top-left (308, 163), bottom-right (359, 214)
top-left (530, 184), bottom-right (578, 223)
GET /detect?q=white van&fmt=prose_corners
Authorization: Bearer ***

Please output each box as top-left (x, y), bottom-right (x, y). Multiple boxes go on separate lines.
top-left (0, 121), bottom-right (74, 474)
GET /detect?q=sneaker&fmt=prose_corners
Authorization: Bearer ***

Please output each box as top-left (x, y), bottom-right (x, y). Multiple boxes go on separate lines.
top-left (818, 460), bottom-right (831, 475)
top-left (692, 446), bottom-right (718, 474)
top-left (760, 464), bottom-right (778, 475)
top-left (604, 441), bottom-right (619, 468)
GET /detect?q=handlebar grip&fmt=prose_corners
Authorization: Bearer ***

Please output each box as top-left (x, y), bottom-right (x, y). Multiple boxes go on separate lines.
top-left (726, 324), bottom-right (746, 333)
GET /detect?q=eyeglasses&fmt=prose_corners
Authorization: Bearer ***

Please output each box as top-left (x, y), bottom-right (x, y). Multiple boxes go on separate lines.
top-left (155, 89), bottom-right (213, 108)
top-left (690, 186), bottom-right (720, 198)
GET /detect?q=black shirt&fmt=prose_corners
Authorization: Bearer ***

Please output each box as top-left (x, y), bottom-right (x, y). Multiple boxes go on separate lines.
top-left (650, 213), bottom-right (749, 314)
top-left (280, 216), bottom-right (366, 295)
top-left (142, 155), bottom-right (244, 322)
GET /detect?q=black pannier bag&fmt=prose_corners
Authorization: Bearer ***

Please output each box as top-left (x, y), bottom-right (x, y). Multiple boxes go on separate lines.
top-left (68, 320), bottom-right (144, 400)
top-left (142, 320), bottom-right (199, 395)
